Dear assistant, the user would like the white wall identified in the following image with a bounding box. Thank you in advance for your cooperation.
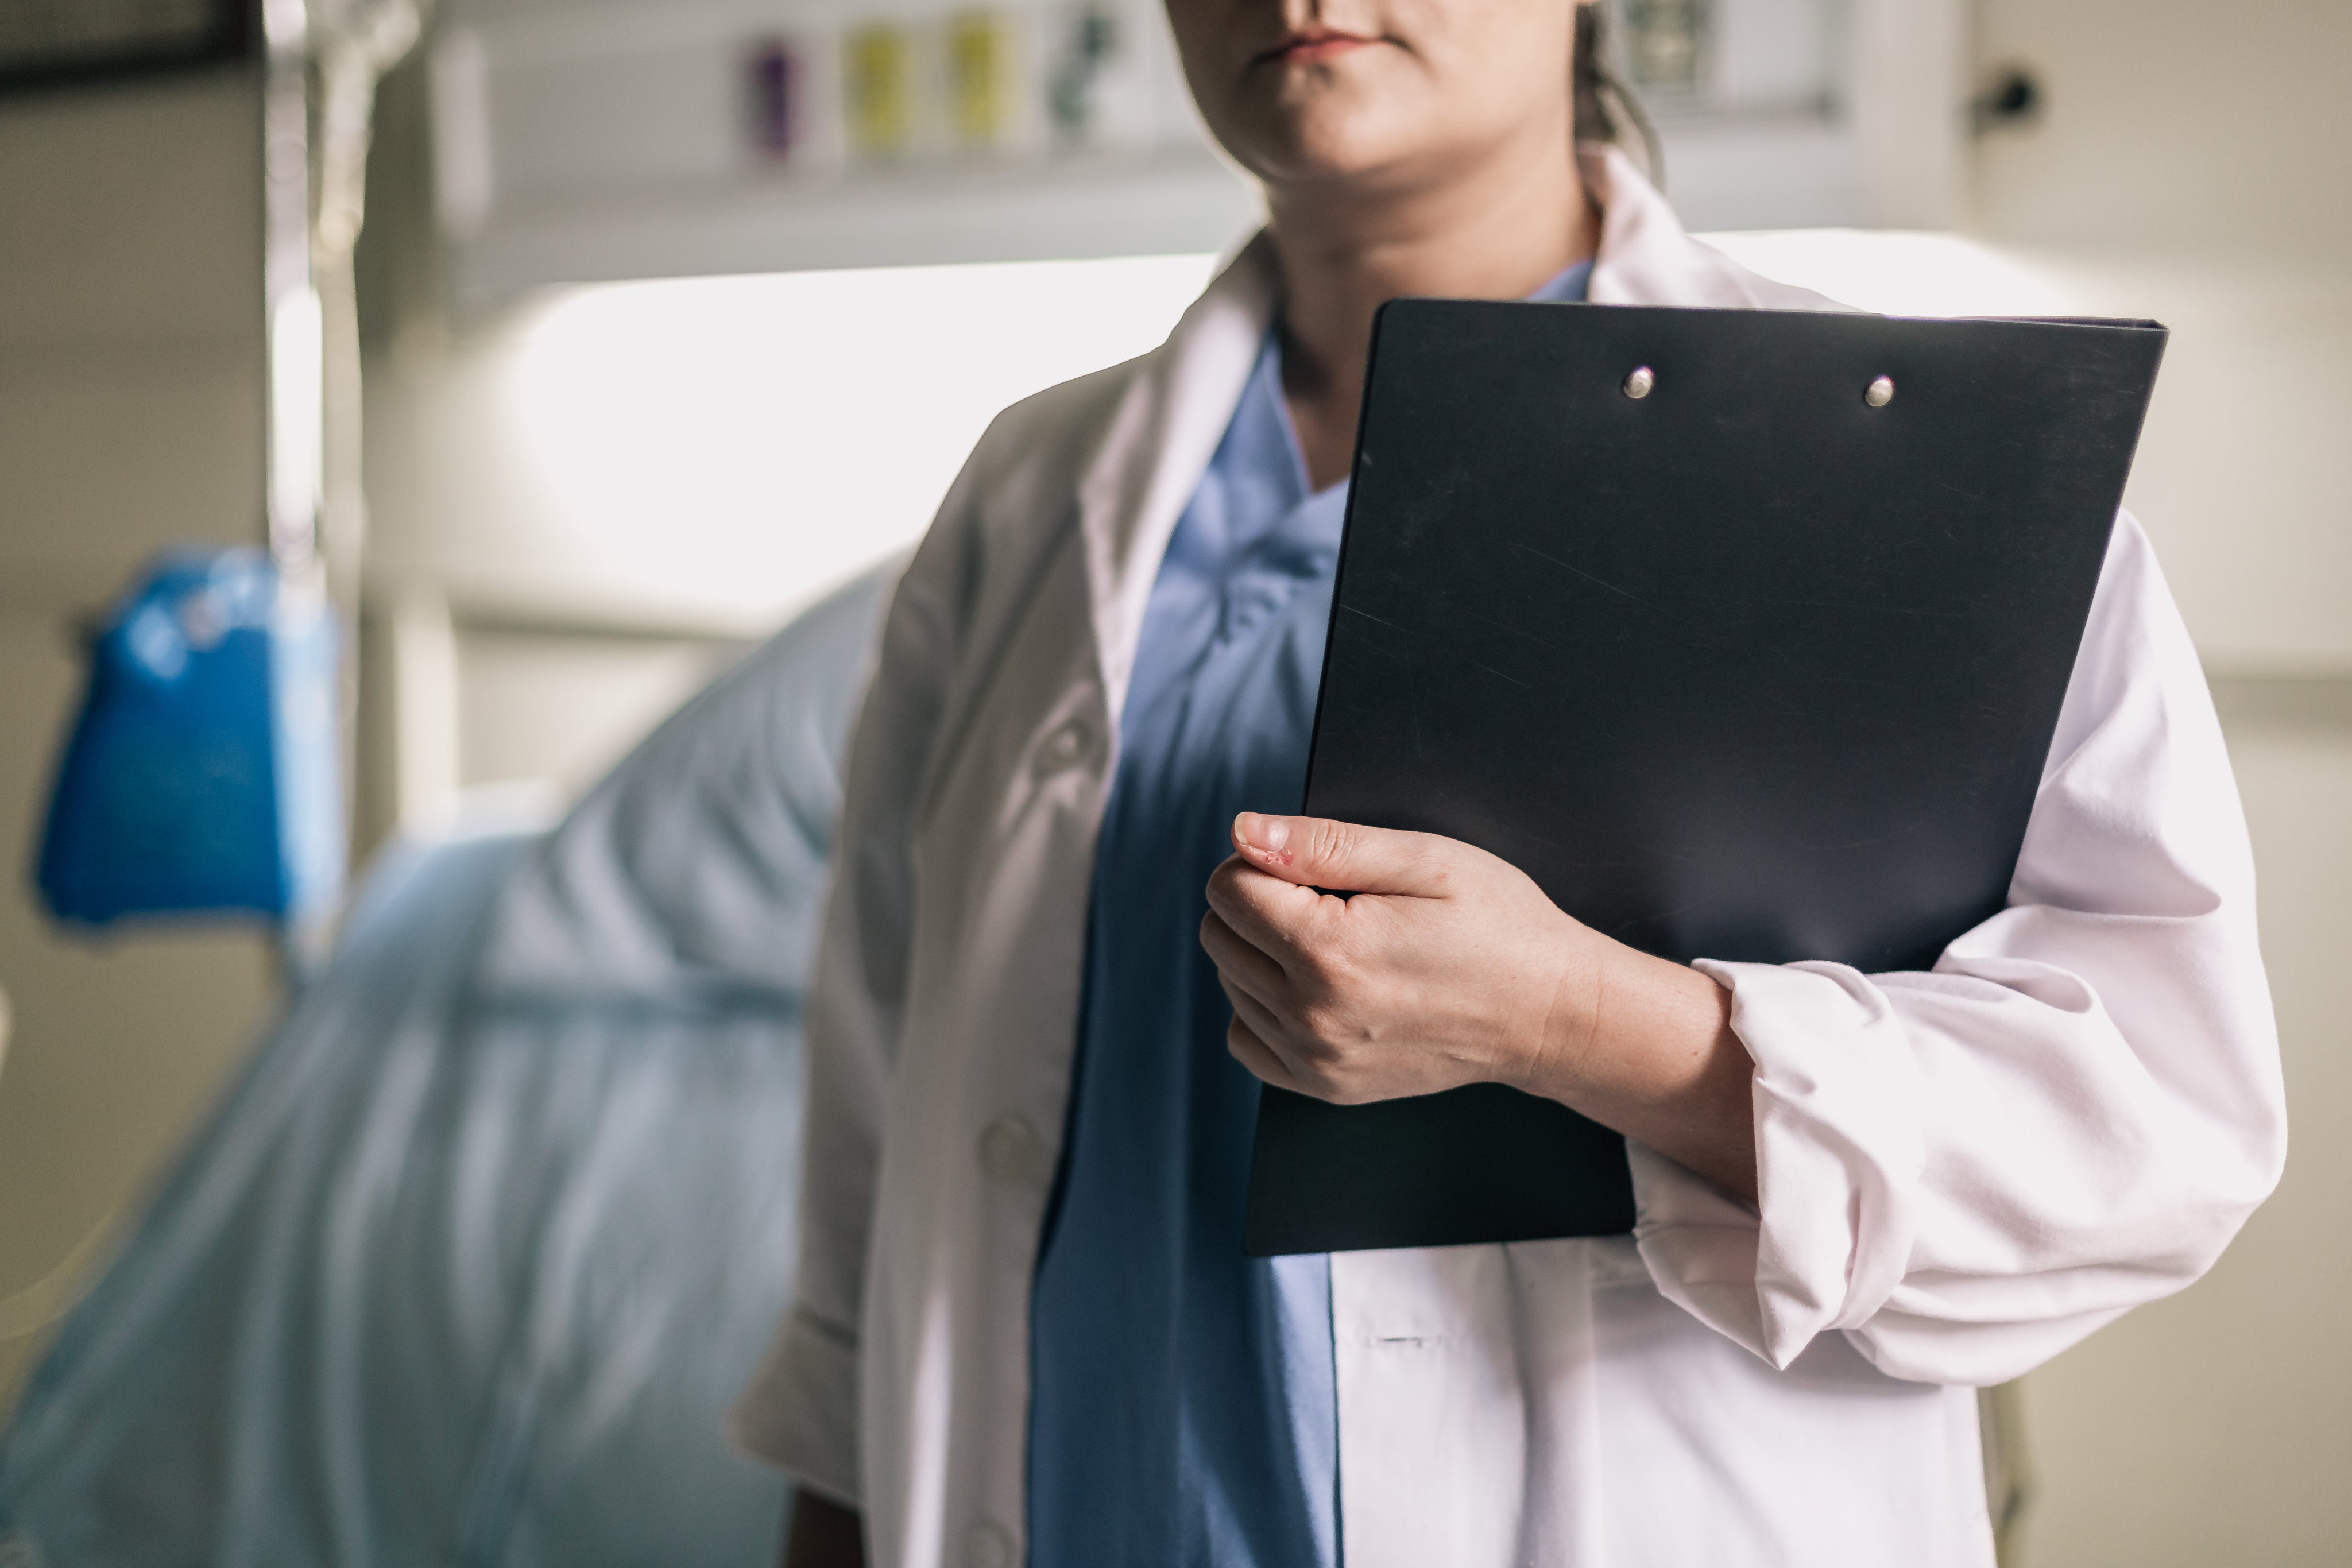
[1966,0,2352,675]
[0,73,277,1402]
[1972,0,2352,258]
[361,252,1221,636]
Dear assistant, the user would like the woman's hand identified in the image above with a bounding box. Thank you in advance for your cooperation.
[1200,812,1760,1203]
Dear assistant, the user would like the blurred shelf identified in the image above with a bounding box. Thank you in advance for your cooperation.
[447,146,1258,312]
[444,118,1882,313]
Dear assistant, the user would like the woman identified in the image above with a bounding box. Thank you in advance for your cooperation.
[736,3,2285,1565]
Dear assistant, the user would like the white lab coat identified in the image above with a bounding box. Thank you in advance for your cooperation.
[732,147,2286,1568]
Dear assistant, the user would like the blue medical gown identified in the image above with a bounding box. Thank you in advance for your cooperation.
[0,570,889,1567]
[1028,335,1348,1568]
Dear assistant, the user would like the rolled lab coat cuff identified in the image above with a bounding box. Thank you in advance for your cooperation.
[728,1303,864,1508]
[1633,959,1924,1371]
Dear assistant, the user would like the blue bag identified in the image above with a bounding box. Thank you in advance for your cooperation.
[35,549,343,927]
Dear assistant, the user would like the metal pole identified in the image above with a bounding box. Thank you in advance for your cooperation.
[261,0,321,580]
[259,0,423,969]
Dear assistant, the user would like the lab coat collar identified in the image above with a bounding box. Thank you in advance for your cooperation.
[1073,145,1827,724]
[1075,231,1278,722]
[1580,142,1821,308]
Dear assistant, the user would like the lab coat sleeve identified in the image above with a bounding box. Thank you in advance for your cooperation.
[1631,514,2287,1386]
[728,479,983,1503]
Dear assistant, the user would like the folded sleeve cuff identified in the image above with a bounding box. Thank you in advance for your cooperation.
[728,1303,864,1508]
[1633,959,1924,1370]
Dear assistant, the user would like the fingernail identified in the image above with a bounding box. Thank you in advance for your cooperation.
[1235,812,1291,857]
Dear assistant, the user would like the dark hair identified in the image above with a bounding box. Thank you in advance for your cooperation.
[1572,4,1664,185]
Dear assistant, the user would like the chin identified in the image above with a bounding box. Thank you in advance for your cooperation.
[1227,94,1431,189]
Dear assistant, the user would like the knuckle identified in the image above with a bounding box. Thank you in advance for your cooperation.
[1291,996,1338,1044]
[1302,944,1359,998]
[1288,1034,1338,1076]
[1294,928,1349,983]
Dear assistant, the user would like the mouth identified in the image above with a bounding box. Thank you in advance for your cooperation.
[1253,28,1380,67]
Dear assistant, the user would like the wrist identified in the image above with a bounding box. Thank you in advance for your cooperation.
[1504,914,1608,1102]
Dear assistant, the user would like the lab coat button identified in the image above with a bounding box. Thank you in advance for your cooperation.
[1036,717,1092,773]
[965,1520,1016,1568]
[977,1117,1041,1181]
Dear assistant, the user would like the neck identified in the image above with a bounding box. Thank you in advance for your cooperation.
[1266,124,1598,489]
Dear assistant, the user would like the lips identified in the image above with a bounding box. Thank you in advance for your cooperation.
[1257,29,1378,65]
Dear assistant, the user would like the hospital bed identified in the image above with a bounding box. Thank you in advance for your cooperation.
[0,568,887,1567]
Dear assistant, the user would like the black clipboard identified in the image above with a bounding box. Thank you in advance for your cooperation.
[1241,302,2165,1257]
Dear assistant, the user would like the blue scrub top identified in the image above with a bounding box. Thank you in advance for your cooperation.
[1028,261,1593,1568]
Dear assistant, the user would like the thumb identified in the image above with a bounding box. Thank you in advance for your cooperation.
[1231,813,1456,897]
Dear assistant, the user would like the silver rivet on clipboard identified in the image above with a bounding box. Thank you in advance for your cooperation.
[1865,375,1896,407]
[1623,366,1655,400]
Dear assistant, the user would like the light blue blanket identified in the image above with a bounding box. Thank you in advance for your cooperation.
[0,567,889,1567]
